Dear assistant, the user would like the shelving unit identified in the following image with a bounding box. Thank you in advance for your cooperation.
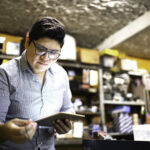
[0,54,17,59]
[0,54,102,130]
[99,68,147,135]
[103,100,145,106]
[58,60,100,70]
[0,54,147,138]
[76,111,100,115]
[58,59,101,127]
[55,138,82,150]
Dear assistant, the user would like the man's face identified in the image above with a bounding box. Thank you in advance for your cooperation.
[26,37,61,74]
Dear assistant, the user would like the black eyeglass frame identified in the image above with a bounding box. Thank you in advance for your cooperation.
[32,41,61,60]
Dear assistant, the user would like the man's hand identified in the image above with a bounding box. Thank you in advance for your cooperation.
[0,118,37,144]
[52,119,72,134]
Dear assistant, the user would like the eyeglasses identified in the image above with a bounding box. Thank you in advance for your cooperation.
[33,41,61,60]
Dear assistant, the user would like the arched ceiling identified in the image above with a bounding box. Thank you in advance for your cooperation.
[0,0,150,59]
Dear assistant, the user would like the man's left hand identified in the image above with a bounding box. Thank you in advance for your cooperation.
[52,119,72,134]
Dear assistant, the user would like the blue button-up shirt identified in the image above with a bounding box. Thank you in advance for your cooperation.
[0,51,74,150]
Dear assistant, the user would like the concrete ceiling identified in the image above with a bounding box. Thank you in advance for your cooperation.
[0,0,150,59]
[113,25,150,59]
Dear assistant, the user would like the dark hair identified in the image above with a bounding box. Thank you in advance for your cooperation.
[29,17,65,48]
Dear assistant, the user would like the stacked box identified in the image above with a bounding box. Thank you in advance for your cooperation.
[77,47,100,64]
[113,113,133,133]
[0,33,22,55]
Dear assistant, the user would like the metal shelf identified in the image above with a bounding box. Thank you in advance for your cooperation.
[109,132,133,137]
[58,60,100,70]
[55,138,82,145]
[128,71,143,76]
[0,54,18,59]
[0,54,100,70]
[76,111,100,115]
[103,100,145,106]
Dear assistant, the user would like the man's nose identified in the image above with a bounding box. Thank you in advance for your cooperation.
[41,52,49,60]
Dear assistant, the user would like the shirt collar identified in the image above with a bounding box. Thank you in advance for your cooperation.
[20,50,30,71]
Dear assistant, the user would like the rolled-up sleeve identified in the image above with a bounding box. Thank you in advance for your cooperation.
[0,68,10,122]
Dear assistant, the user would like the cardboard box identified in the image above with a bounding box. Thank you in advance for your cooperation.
[100,49,119,68]
[100,55,115,68]
[77,47,100,64]
[59,34,77,61]
[0,33,22,55]
[100,49,119,57]
[118,58,138,71]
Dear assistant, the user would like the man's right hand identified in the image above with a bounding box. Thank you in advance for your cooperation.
[0,118,37,144]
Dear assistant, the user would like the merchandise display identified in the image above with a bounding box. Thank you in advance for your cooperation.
[1,3,150,149]
[0,38,149,147]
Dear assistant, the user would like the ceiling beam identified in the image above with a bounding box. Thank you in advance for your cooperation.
[96,11,150,51]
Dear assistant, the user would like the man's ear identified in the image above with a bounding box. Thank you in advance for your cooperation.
[25,32,29,49]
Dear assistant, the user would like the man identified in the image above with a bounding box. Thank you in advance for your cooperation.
[0,17,74,150]
[0,118,37,143]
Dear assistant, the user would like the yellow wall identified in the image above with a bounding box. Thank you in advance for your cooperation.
[126,56,150,73]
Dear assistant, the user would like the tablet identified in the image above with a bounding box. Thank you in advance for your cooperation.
[36,112,85,126]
